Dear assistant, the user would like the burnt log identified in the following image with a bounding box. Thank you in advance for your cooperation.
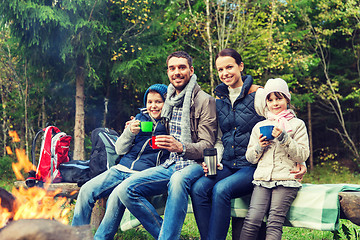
[0,187,16,213]
[0,219,92,240]
[13,181,80,198]
[339,192,360,226]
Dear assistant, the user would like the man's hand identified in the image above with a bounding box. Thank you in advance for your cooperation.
[291,163,307,182]
[155,135,183,153]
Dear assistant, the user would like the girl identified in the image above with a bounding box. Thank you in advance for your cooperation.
[240,78,310,240]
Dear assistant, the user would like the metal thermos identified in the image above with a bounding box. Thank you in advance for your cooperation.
[204,148,217,176]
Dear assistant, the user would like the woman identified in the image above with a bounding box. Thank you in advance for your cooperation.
[190,49,306,240]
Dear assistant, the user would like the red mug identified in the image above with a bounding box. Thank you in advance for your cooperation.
[149,136,159,149]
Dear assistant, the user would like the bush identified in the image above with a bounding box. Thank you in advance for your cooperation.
[0,155,17,191]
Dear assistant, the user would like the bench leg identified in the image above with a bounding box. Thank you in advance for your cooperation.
[232,217,266,240]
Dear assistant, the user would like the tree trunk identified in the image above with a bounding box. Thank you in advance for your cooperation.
[39,70,46,128]
[24,60,29,156]
[73,54,85,161]
[205,0,215,95]
[307,101,313,171]
[1,85,6,156]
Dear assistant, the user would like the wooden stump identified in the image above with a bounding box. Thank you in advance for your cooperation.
[90,198,107,229]
[339,192,360,226]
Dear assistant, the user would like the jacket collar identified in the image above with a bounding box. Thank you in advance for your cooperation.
[214,75,254,100]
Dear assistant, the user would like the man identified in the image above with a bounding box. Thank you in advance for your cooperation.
[117,51,218,239]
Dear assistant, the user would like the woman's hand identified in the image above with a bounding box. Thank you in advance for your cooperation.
[202,162,208,175]
[202,162,221,177]
[291,163,307,182]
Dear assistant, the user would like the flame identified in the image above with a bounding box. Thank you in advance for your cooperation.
[11,186,70,224]
[11,149,36,181]
[8,131,20,142]
[6,146,13,155]
[0,131,73,228]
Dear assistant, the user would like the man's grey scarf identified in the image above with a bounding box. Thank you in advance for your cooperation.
[161,74,197,143]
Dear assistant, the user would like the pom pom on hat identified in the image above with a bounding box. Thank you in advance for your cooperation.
[263,78,291,101]
[143,84,168,106]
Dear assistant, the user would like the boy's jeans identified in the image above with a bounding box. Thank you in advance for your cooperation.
[71,167,132,240]
[118,163,204,240]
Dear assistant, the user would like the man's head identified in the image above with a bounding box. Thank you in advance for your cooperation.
[166,51,194,94]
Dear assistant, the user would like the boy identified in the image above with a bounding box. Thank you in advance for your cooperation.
[72,84,169,240]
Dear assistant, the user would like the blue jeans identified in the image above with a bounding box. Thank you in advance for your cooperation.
[71,167,132,240]
[190,165,255,240]
[118,163,204,239]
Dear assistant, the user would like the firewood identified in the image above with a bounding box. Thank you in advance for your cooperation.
[0,219,92,240]
[339,192,360,226]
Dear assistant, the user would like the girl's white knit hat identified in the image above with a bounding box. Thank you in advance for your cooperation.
[263,78,291,100]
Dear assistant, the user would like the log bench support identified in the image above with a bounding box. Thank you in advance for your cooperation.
[14,181,360,238]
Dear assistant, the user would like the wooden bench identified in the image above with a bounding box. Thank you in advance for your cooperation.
[232,191,360,239]
[14,181,360,239]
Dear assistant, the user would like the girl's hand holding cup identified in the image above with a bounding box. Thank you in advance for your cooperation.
[259,134,271,148]
[272,126,282,138]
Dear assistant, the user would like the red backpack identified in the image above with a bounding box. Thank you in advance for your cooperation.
[28,126,72,184]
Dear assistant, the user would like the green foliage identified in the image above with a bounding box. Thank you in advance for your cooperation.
[0,0,360,166]
[0,156,16,181]
[303,162,360,185]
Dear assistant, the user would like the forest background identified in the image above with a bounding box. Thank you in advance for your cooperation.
[0,0,359,173]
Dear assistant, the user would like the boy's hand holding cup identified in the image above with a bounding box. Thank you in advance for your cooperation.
[129,120,141,135]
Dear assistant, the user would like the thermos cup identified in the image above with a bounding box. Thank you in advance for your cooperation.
[204,148,218,176]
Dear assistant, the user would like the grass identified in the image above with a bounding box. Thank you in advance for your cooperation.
[2,160,360,239]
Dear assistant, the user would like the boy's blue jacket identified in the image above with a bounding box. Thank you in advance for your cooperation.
[116,109,169,171]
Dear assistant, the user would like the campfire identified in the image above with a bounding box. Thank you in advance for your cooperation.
[0,131,91,240]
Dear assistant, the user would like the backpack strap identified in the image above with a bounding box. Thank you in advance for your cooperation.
[31,129,45,166]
